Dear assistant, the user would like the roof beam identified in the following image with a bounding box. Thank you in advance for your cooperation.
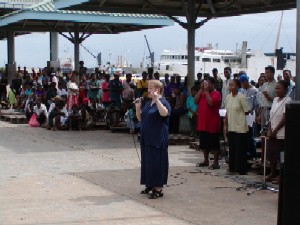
[99,0,106,7]
[207,0,216,15]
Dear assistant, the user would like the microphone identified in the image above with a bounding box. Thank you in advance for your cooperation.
[132,97,144,104]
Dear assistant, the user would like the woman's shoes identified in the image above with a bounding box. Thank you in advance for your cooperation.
[148,189,164,199]
[140,187,152,194]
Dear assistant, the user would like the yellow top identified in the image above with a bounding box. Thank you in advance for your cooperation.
[137,79,148,98]
[225,93,249,133]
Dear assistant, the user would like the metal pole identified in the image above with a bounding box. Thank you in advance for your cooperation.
[50,32,59,61]
[295,0,300,100]
[7,31,15,64]
[187,27,195,91]
[187,0,196,93]
[74,23,80,73]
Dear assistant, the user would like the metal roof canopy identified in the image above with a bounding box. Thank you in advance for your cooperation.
[55,0,298,100]
[0,0,44,16]
[0,1,173,38]
[0,0,173,71]
[55,0,295,17]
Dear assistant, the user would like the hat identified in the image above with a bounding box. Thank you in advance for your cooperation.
[212,68,218,71]
[52,95,61,101]
[238,74,249,83]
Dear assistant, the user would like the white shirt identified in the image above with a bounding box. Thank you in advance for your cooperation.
[52,76,58,89]
[57,88,67,96]
[33,104,47,117]
[270,97,292,139]
[67,81,79,96]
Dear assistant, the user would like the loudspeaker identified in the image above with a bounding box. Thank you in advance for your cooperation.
[277,101,300,225]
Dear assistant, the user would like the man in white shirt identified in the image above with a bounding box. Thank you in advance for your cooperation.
[33,99,48,126]
[221,67,232,109]
[283,69,295,100]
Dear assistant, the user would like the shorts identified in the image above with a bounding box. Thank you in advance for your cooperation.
[199,131,220,151]
[267,138,284,163]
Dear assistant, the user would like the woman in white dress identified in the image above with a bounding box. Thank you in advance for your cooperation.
[66,75,79,110]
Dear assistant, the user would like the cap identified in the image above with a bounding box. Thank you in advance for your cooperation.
[212,68,218,71]
[238,74,249,83]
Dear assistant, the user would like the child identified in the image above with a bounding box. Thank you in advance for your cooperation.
[67,105,83,131]
[80,104,93,129]
[7,85,17,109]
[186,86,198,137]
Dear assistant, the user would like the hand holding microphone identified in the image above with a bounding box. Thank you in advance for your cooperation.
[133,97,143,107]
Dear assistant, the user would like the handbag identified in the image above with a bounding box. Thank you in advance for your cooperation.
[28,114,40,127]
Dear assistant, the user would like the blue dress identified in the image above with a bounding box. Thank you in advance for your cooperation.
[140,97,171,187]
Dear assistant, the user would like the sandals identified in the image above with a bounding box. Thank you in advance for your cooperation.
[208,164,220,170]
[140,187,152,194]
[196,162,209,167]
[148,189,164,199]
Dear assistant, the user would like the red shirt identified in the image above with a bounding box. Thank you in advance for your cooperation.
[101,81,110,102]
[196,91,221,133]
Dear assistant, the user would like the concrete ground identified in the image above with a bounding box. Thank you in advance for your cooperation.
[0,121,278,225]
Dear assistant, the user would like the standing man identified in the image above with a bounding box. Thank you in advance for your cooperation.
[282,69,295,100]
[122,73,136,113]
[258,66,276,163]
[221,67,232,109]
[239,74,260,159]
[194,77,222,169]
[136,71,148,98]
[212,68,223,94]
[109,72,123,126]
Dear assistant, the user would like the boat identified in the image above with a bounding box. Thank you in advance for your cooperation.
[155,41,296,81]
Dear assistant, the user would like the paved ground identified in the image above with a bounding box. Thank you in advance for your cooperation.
[0,121,278,225]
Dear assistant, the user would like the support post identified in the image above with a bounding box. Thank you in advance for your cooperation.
[295,0,300,100]
[74,23,80,73]
[48,32,60,69]
[186,0,196,93]
[6,31,16,82]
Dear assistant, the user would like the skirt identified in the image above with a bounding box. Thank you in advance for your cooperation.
[199,131,220,151]
[228,132,248,174]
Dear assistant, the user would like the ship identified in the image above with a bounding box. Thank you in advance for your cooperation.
[155,41,296,81]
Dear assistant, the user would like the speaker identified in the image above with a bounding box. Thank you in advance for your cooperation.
[277,101,300,225]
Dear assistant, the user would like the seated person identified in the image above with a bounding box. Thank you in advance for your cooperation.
[47,101,66,131]
[25,100,34,121]
[57,82,67,99]
[80,104,93,129]
[67,105,83,131]
[33,98,47,126]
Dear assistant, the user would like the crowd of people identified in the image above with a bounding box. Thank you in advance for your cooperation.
[194,66,294,183]
[0,64,295,189]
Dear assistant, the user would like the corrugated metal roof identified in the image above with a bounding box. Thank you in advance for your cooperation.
[0,0,170,20]
[28,0,169,19]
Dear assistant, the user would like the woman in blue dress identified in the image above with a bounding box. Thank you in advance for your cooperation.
[135,80,171,199]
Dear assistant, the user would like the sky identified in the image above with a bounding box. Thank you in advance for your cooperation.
[0,9,296,69]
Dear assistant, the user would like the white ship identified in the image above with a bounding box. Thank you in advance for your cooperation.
[155,42,296,81]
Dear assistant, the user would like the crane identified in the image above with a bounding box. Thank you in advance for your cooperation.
[144,35,154,68]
